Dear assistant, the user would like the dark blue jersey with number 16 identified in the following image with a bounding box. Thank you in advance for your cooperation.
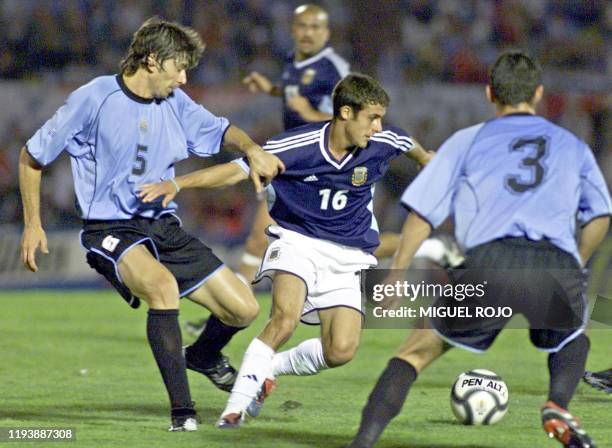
[236,121,415,253]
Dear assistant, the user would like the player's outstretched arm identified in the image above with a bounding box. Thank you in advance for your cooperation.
[19,147,49,272]
[139,163,248,207]
[222,125,285,193]
[286,94,332,122]
[390,212,433,270]
[242,71,281,96]
[579,216,610,266]
[406,139,434,168]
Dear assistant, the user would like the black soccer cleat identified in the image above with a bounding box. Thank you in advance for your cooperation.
[541,401,596,448]
[185,349,237,392]
[582,369,612,394]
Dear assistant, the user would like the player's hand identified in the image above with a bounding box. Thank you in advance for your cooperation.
[244,146,286,194]
[21,225,49,272]
[378,270,406,310]
[286,95,312,114]
[242,71,274,95]
[138,180,178,208]
[408,139,434,169]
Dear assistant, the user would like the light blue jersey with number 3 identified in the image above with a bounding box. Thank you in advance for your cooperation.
[26,75,229,220]
[402,113,612,263]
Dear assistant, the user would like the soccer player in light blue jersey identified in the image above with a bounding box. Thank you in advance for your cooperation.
[19,17,284,432]
[139,73,433,427]
[348,51,611,448]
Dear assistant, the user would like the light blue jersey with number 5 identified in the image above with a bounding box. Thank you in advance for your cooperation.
[402,113,612,263]
[26,75,229,220]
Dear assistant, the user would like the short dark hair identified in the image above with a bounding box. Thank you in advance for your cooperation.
[332,73,390,117]
[120,17,205,75]
[489,50,542,106]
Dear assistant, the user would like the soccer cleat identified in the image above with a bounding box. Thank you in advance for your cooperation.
[216,412,244,429]
[184,318,208,338]
[582,369,612,394]
[541,401,596,448]
[185,349,237,392]
[168,416,198,432]
[246,378,277,417]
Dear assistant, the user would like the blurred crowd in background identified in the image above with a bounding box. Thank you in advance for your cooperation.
[0,0,609,246]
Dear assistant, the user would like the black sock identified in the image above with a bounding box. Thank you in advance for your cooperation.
[186,315,243,367]
[349,358,418,448]
[147,309,193,412]
[548,334,589,409]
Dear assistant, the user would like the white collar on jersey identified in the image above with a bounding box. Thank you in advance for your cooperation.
[318,122,355,170]
[294,47,334,69]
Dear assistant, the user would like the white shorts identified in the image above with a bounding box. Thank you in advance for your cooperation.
[254,225,378,324]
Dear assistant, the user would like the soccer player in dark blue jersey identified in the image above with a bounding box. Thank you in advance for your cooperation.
[19,17,284,432]
[230,3,352,288]
[348,51,611,448]
[139,73,433,427]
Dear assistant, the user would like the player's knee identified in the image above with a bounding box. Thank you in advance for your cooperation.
[142,274,180,309]
[324,340,358,367]
[229,299,260,327]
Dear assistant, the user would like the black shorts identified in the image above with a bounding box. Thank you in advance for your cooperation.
[430,238,587,352]
[80,214,223,304]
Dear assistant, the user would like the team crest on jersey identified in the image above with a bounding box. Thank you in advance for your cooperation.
[352,167,368,186]
[301,68,316,85]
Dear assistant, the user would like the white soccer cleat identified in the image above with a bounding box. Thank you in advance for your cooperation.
[168,416,198,432]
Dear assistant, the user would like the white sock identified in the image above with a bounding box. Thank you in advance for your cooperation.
[222,338,274,416]
[272,338,328,377]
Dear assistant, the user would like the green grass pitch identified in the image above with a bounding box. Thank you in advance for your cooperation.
[1,290,610,448]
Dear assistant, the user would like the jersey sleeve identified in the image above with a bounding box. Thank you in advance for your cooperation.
[371,126,415,159]
[577,145,612,225]
[26,85,96,166]
[400,126,478,227]
[177,89,230,158]
[317,53,350,114]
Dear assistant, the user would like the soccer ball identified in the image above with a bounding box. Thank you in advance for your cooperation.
[450,369,508,425]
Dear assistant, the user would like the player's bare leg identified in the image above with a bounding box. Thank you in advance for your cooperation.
[118,245,196,431]
[349,326,449,448]
[238,200,275,283]
[218,272,306,427]
[182,267,259,392]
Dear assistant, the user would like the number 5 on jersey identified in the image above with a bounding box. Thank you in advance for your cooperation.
[132,144,148,175]
[319,188,348,210]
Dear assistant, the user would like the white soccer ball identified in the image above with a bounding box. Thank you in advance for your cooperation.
[450,369,509,425]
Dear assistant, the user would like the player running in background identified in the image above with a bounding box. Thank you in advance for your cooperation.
[19,17,284,432]
[239,3,350,282]
[138,73,433,428]
[347,51,611,448]
[185,3,350,338]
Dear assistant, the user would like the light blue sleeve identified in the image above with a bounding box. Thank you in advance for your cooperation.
[577,145,612,225]
[177,89,230,158]
[400,125,481,227]
[26,85,95,166]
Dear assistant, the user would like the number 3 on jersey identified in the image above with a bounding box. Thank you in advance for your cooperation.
[505,136,549,193]
[319,188,348,210]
